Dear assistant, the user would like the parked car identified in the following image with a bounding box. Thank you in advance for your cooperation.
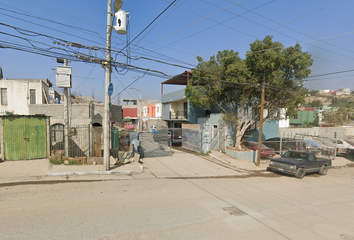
[320,139,353,156]
[303,140,335,155]
[153,128,182,145]
[244,141,275,158]
[263,138,305,152]
[168,128,182,145]
[267,151,332,179]
[343,140,354,156]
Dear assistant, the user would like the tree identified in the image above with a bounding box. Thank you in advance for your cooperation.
[185,36,313,149]
[304,99,323,107]
[322,107,354,125]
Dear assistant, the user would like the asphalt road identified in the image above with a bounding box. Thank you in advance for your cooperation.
[1,167,354,240]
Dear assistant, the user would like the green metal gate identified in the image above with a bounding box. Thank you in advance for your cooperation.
[3,116,47,160]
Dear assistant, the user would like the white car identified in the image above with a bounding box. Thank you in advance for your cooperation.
[322,139,354,156]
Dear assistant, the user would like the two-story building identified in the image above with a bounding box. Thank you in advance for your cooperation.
[160,71,206,128]
[0,78,53,115]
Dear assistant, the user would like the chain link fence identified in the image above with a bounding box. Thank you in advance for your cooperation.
[138,131,171,158]
[182,129,202,152]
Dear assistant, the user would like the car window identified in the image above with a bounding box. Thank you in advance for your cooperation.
[308,154,315,162]
[283,152,307,161]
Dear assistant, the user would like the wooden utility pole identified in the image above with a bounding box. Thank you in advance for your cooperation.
[256,79,265,167]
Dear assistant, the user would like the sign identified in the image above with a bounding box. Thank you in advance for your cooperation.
[108,82,114,96]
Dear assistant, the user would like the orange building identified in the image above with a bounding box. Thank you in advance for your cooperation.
[146,104,156,117]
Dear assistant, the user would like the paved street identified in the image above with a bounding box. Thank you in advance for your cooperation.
[1,163,354,240]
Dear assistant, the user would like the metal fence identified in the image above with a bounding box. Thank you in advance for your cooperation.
[182,129,202,152]
[264,135,336,160]
[138,131,171,158]
[50,125,119,158]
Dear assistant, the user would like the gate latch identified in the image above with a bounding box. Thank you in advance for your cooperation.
[24,137,30,141]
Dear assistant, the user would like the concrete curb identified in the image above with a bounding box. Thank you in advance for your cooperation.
[47,163,144,176]
[208,153,267,172]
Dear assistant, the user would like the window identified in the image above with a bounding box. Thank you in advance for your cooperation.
[30,89,36,104]
[294,115,298,119]
[148,108,149,113]
[1,88,7,105]
[212,125,218,139]
[144,108,146,113]
[157,107,159,113]
[308,154,315,162]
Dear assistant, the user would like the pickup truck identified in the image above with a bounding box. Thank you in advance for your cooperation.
[267,151,332,179]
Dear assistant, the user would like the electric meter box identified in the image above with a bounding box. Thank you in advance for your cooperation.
[56,66,72,88]
[114,9,129,34]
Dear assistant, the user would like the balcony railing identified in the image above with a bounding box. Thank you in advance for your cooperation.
[169,110,188,120]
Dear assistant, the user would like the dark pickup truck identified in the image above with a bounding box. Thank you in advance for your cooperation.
[267,151,332,179]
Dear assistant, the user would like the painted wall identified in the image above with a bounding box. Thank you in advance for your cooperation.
[0,79,50,115]
[198,112,279,145]
[146,104,156,117]
[155,103,162,118]
[161,89,185,103]
[162,102,170,120]
[123,108,137,119]
[290,111,317,127]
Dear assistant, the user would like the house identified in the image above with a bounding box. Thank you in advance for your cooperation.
[161,71,206,128]
[0,78,53,115]
[289,107,318,128]
[141,102,166,131]
[0,78,123,160]
[336,88,350,96]
[161,71,279,149]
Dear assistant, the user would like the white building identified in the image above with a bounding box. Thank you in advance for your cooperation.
[278,108,290,128]
[0,79,53,115]
[336,88,350,96]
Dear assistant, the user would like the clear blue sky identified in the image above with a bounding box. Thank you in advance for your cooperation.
[0,0,353,102]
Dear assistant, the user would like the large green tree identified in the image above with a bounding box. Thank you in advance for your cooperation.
[185,36,313,149]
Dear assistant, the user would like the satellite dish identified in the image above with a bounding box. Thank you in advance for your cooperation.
[114,0,123,12]
[263,109,268,119]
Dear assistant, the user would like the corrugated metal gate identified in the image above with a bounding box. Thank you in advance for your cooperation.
[139,131,171,158]
[3,116,47,160]
[182,129,202,152]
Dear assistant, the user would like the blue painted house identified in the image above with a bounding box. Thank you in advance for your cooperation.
[161,71,279,146]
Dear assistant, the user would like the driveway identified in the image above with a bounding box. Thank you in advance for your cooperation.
[141,148,249,178]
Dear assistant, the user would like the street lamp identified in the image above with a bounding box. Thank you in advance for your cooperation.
[129,87,141,130]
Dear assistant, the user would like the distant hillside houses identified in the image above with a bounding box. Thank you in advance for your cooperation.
[318,88,350,96]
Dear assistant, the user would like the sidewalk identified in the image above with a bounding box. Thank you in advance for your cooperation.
[209,149,354,170]
[0,157,143,184]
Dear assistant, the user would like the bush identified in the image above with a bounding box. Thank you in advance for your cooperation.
[50,158,64,165]
[50,158,82,165]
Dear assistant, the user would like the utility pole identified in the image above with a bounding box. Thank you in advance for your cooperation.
[104,0,113,171]
[256,78,265,167]
[64,59,69,157]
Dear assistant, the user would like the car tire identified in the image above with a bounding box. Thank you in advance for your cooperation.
[319,165,328,175]
[295,167,306,179]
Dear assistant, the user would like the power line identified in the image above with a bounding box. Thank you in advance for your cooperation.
[143,0,244,48]
[200,0,343,59]
[153,0,275,51]
[119,0,179,53]
[199,0,354,65]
